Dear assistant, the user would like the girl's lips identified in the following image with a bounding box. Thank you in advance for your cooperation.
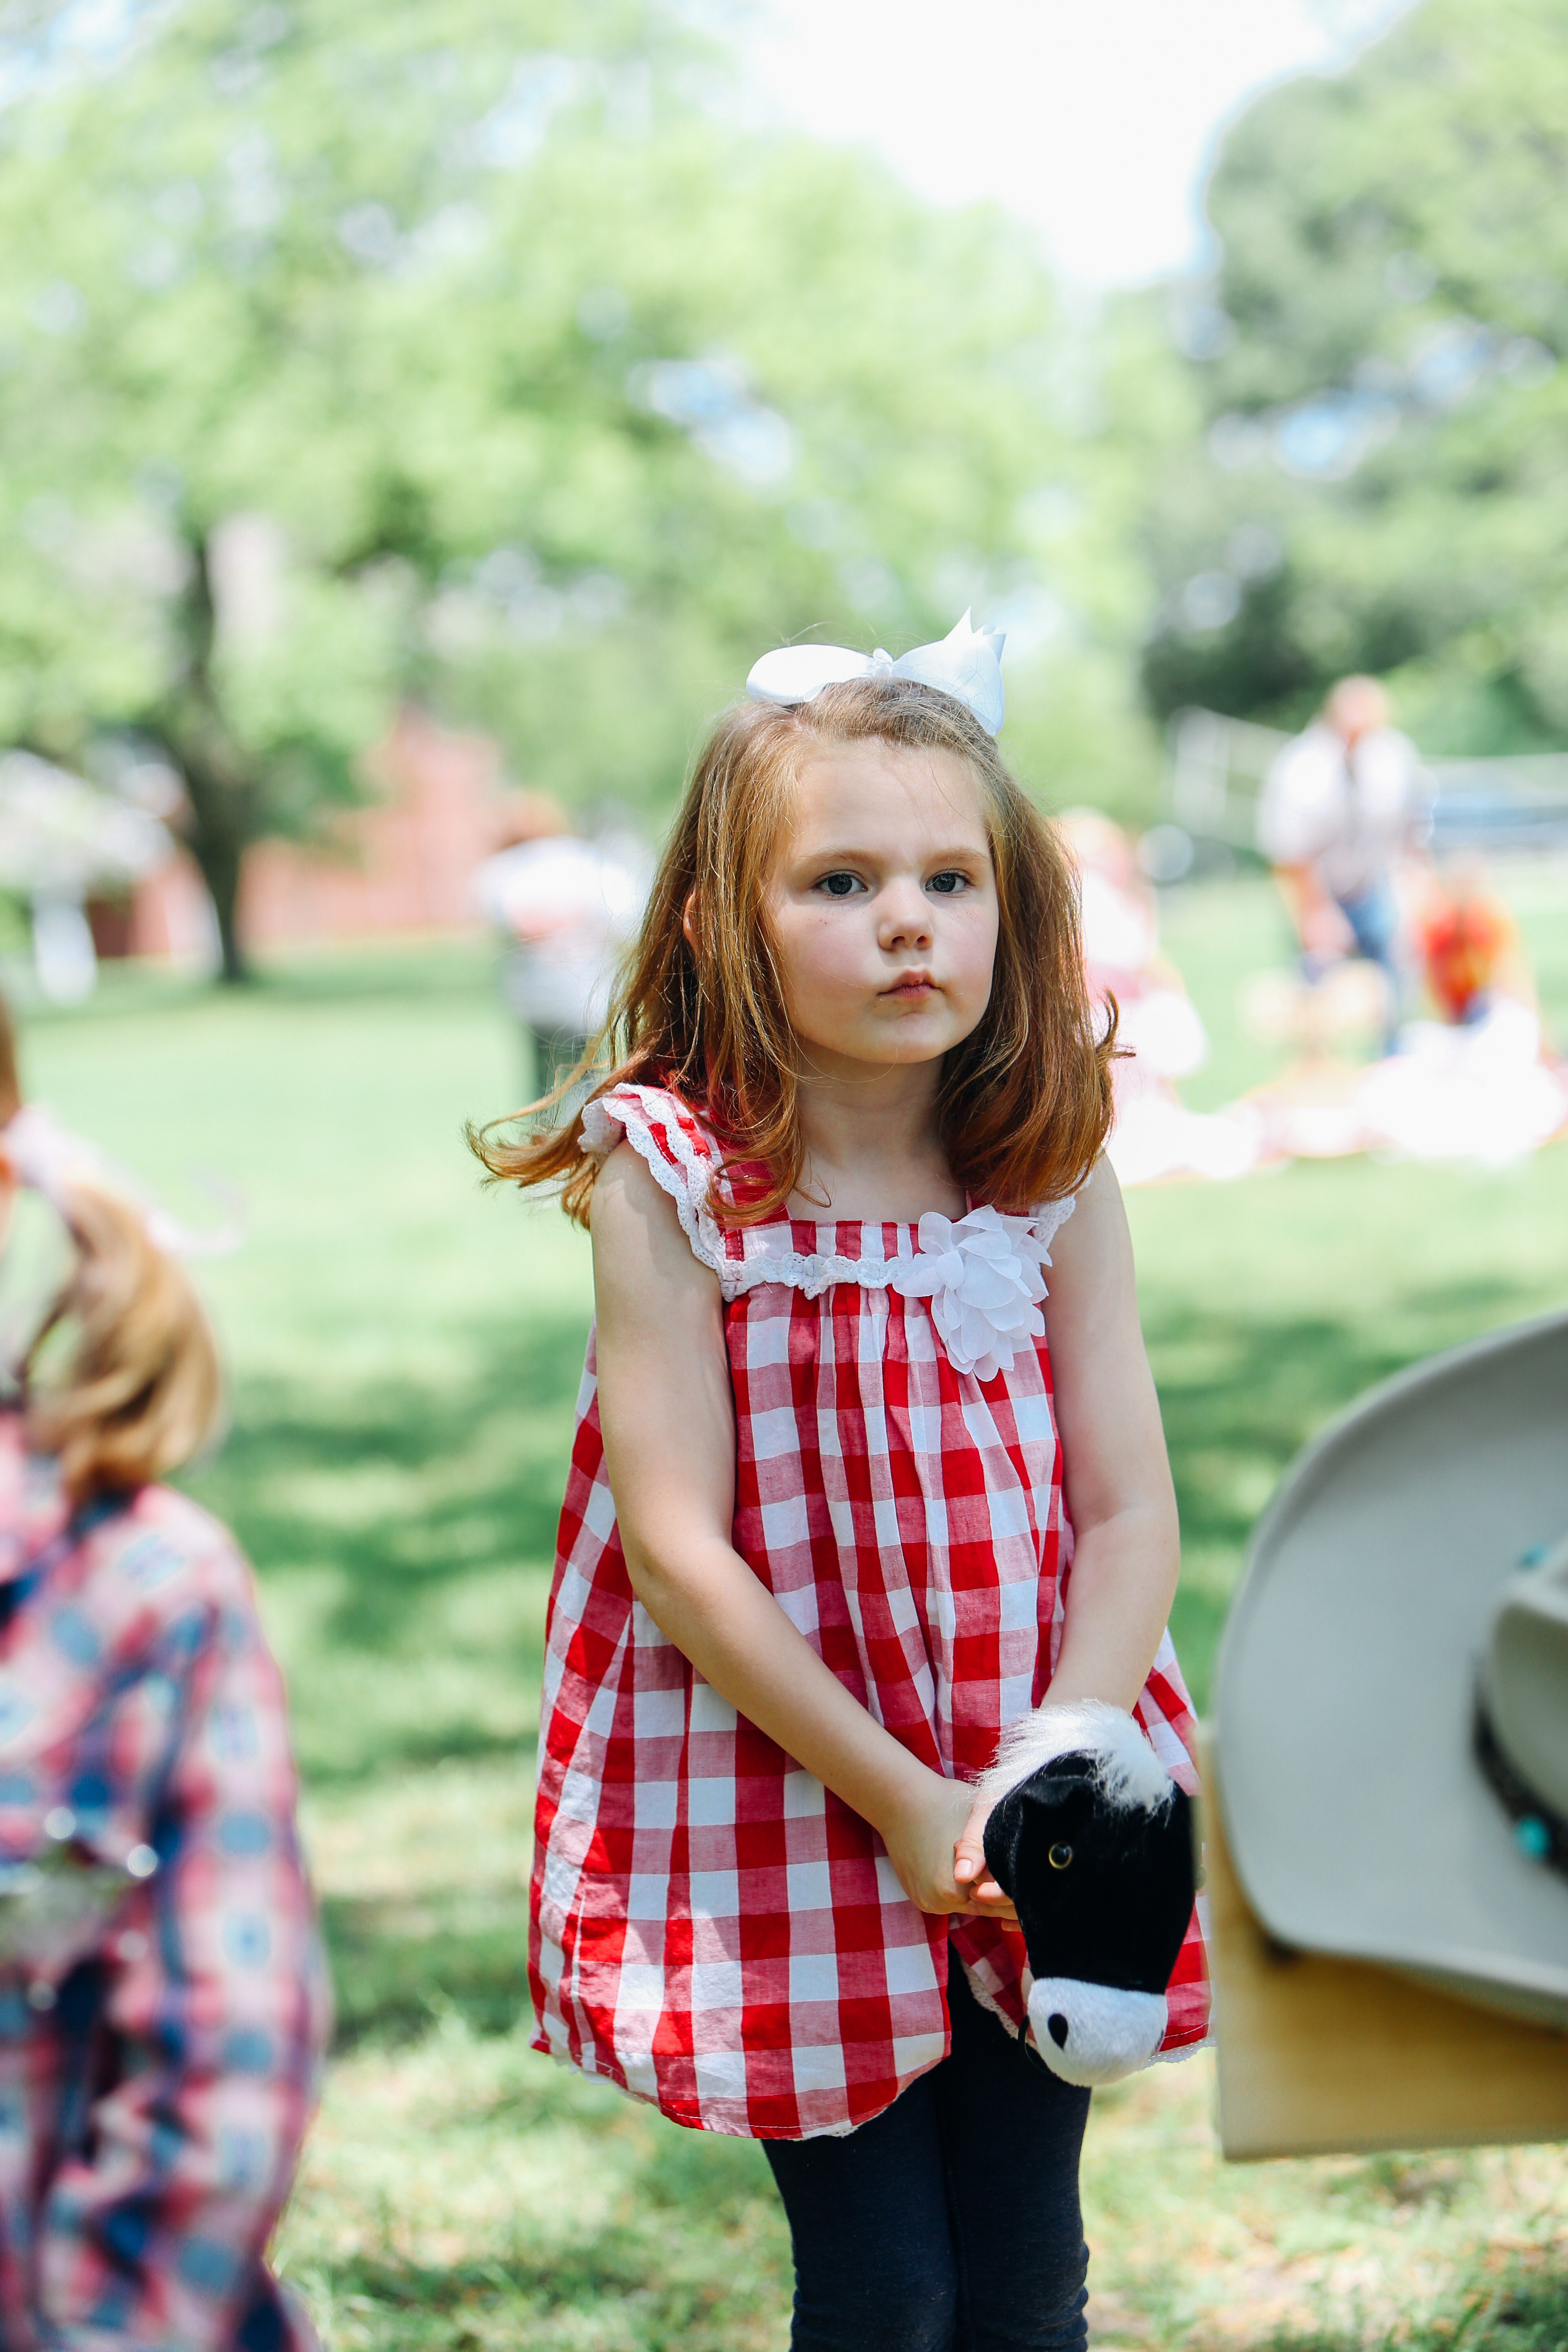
[884,974,936,999]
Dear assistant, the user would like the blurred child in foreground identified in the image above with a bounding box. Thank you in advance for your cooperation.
[0,1000,328,2348]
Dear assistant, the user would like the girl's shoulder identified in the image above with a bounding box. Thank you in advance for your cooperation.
[581,1080,750,1281]
[581,1078,723,1189]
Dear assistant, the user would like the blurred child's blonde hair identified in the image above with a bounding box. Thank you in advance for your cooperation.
[0,1002,222,1499]
[472,676,1115,1224]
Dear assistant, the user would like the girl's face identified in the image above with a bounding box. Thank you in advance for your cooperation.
[766,738,1000,1076]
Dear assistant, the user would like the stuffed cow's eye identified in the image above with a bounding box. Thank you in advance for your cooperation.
[1047,1843,1074,1870]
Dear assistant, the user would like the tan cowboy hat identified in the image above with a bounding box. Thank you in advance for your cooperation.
[1215,1305,1568,2028]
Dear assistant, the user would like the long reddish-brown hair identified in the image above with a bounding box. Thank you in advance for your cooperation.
[471,676,1116,1223]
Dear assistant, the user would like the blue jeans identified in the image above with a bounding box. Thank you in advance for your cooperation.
[1300,876,1406,1045]
[763,1951,1092,2352]
[1336,877,1400,976]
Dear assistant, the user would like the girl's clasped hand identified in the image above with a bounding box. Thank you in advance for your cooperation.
[476,619,1208,2352]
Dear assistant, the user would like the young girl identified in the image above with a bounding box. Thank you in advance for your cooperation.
[477,623,1206,2352]
[0,1004,328,2349]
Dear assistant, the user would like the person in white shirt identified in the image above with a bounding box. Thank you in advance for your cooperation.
[473,830,649,1095]
[1257,677,1431,1040]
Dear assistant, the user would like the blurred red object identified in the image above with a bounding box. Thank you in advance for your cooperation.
[1416,883,1519,1023]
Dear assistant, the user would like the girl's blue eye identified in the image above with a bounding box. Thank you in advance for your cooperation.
[816,873,860,898]
[927,871,969,895]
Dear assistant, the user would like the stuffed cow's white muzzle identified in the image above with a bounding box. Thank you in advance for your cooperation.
[1027,1978,1168,2087]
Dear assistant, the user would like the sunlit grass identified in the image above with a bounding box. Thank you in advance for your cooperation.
[20,886,1568,2350]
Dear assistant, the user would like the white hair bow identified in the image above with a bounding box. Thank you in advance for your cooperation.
[746,610,1007,736]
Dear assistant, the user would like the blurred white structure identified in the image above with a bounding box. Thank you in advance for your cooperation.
[0,753,176,1002]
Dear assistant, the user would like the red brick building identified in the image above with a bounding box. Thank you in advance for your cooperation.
[129,708,558,962]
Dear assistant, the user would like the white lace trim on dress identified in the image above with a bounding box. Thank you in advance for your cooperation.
[579,1085,731,1278]
[581,1085,1076,1380]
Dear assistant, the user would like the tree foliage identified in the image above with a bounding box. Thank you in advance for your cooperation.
[1138,0,1568,754]
[0,0,1169,976]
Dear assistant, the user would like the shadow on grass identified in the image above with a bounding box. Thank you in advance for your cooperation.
[21,969,481,1036]
[184,1301,588,1788]
[179,1303,590,2044]
[27,941,502,1027]
[1151,1277,1537,1715]
[298,2089,786,2352]
[323,1889,535,2049]
[212,1365,566,1664]
[310,2225,785,2352]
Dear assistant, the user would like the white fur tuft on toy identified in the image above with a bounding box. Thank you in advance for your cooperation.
[979,1697,1175,1814]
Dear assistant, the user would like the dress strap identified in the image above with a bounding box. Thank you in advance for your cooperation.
[579,1083,730,1279]
[1029,1192,1077,1257]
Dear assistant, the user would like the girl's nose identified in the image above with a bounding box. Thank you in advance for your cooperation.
[879,886,933,952]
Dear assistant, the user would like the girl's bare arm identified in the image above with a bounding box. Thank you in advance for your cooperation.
[590,1140,1010,1918]
[1038,1153,1180,1708]
[950,1153,1179,1889]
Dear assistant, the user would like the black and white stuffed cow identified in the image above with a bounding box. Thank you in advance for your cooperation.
[980,1699,1196,2087]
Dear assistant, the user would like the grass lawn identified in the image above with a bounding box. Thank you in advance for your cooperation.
[18,871,1568,2351]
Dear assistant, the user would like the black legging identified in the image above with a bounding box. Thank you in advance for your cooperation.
[763,1951,1092,2351]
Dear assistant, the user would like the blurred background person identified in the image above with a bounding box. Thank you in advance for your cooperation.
[1060,808,1257,1184]
[474,824,650,1096]
[1257,677,1432,1045]
[1352,854,1567,1167]
[1063,806,1209,1089]
[1415,860,1536,1028]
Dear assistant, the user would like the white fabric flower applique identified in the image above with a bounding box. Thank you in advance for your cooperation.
[889,1205,1063,1381]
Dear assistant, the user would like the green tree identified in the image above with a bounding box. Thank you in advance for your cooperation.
[1136,0,1568,753]
[0,2,704,976]
[0,0,1171,978]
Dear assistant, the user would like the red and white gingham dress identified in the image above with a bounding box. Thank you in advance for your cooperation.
[530,1082,1208,2139]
